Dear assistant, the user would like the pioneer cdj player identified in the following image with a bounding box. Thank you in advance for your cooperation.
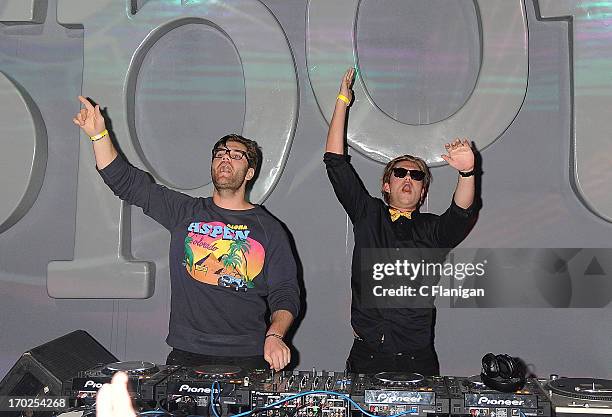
[62,361,180,404]
[351,372,450,416]
[162,364,253,415]
[446,375,551,417]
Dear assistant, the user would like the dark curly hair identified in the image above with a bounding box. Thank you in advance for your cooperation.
[212,134,260,171]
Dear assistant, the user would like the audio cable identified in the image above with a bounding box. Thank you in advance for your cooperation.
[210,381,418,417]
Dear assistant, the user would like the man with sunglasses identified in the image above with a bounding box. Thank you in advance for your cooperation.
[324,70,476,375]
[73,96,299,371]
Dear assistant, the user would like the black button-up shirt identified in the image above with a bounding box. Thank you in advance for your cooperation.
[324,152,476,354]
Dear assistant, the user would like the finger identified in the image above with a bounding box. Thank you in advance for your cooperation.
[111,372,135,416]
[277,347,286,370]
[73,118,82,126]
[94,104,103,119]
[78,95,94,111]
[283,347,291,369]
[277,352,285,371]
[273,351,283,371]
[80,108,88,120]
[282,346,290,367]
[96,383,113,417]
[441,154,451,162]
[270,351,278,371]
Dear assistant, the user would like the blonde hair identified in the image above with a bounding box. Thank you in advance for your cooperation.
[381,155,431,205]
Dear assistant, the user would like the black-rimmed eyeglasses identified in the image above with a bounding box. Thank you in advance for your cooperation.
[212,147,248,161]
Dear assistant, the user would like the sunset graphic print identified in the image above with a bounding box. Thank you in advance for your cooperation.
[183,221,265,291]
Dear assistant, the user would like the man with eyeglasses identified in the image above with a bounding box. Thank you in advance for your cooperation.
[324,69,476,375]
[73,96,299,371]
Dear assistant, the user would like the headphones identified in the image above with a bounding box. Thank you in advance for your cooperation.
[480,353,527,393]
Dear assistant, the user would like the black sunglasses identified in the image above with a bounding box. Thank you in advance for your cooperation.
[392,167,425,181]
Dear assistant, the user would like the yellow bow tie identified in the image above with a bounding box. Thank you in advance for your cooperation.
[389,208,413,222]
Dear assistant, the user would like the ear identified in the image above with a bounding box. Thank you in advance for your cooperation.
[382,182,390,194]
[246,167,255,181]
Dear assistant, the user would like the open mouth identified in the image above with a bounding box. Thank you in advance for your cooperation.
[401,183,412,193]
[218,163,233,175]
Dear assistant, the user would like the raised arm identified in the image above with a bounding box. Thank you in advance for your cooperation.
[73,96,196,230]
[324,68,372,222]
[441,138,476,209]
[325,68,354,155]
[73,96,117,169]
[432,139,476,247]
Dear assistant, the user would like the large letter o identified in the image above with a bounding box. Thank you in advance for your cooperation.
[307,0,528,164]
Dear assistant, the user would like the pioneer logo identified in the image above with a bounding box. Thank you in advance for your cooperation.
[84,380,104,389]
[365,390,434,405]
[376,393,423,403]
[477,397,524,406]
[178,384,211,394]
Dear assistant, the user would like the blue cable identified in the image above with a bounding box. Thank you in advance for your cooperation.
[211,381,222,417]
[209,381,416,417]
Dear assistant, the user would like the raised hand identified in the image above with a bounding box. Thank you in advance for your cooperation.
[441,138,475,173]
[73,96,106,137]
[338,67,355,105]
[74,96,117,168]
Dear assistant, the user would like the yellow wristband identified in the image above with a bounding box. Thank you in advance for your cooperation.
[337,94,350,106]
[90,129,108,142]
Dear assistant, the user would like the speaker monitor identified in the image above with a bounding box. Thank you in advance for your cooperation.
[0,330,118,396]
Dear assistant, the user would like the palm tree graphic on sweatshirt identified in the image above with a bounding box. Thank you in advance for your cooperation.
[227,238,253,287]
[183,222,262,289]
[184,236,194,271]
